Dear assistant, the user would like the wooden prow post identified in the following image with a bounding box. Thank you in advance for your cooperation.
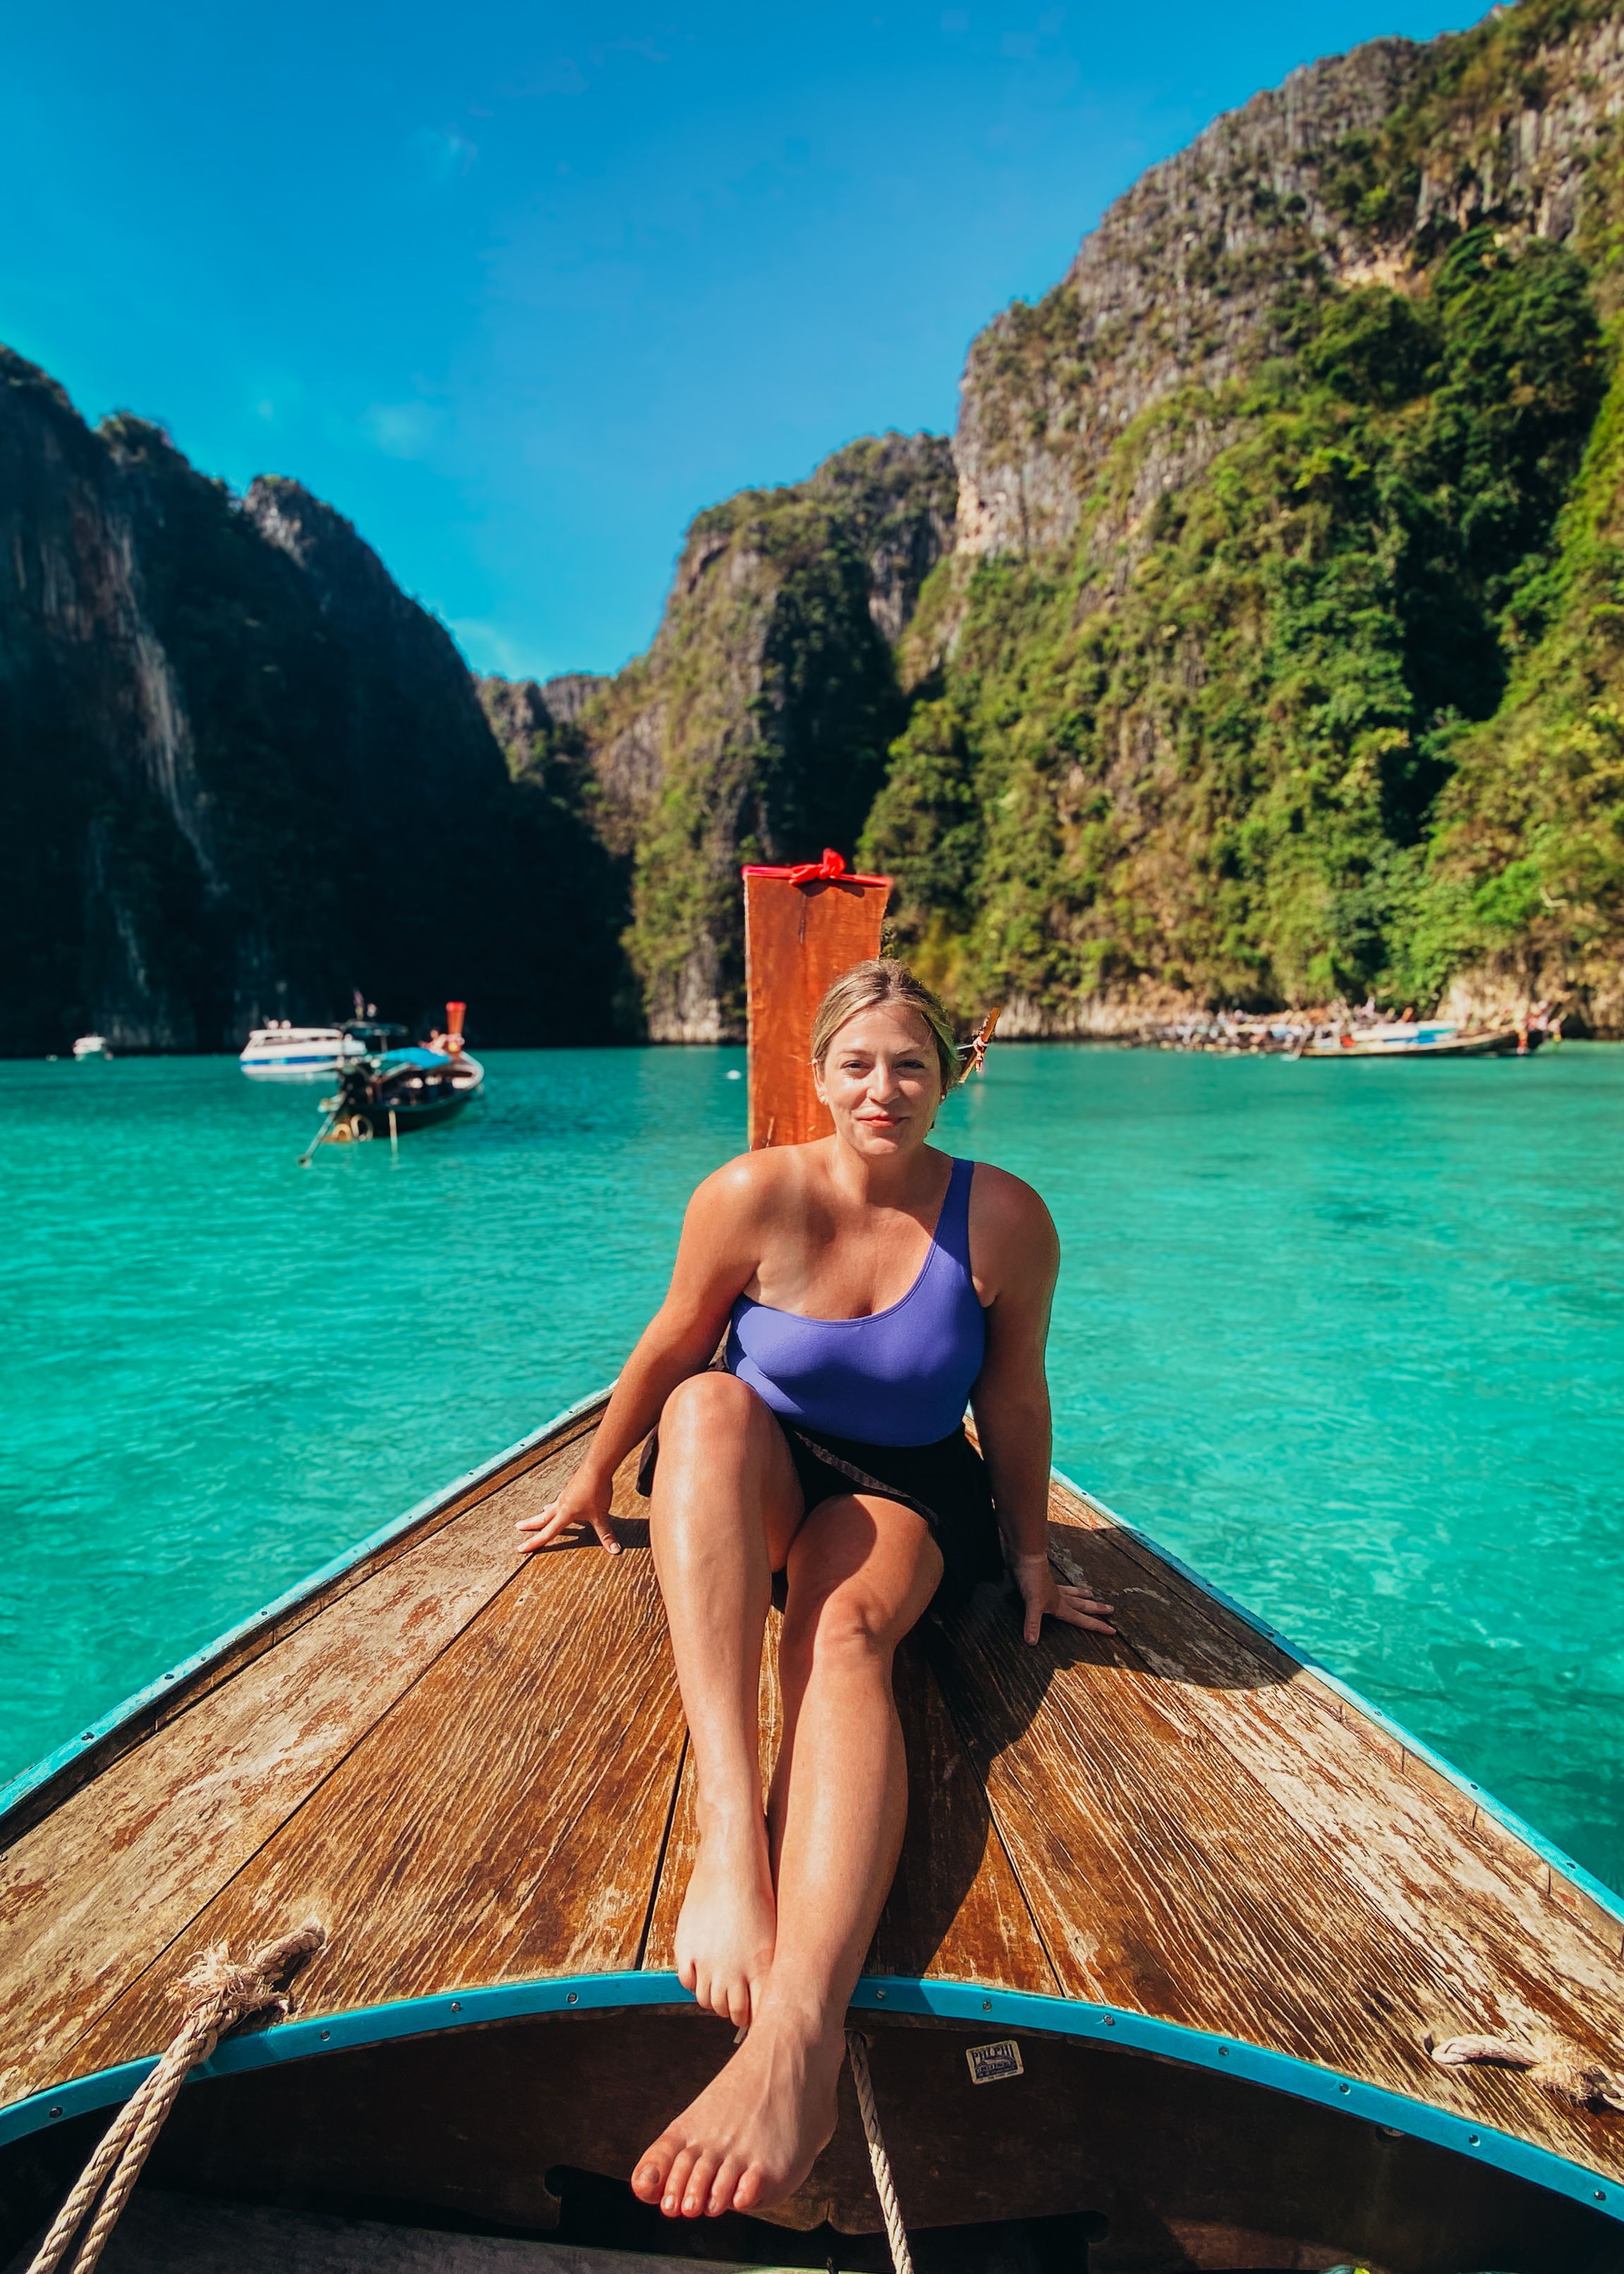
[742,850,892,1149]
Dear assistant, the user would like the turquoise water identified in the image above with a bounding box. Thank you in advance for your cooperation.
[3,1045,1622,1895]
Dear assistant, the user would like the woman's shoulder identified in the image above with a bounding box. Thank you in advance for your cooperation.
[962,1156,1052,1223]
[688,1142,816,1218]
[963,1159,1059,1277]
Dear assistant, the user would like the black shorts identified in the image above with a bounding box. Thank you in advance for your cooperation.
[636,1403,1004,1604]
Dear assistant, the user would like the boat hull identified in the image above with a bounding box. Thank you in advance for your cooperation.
[241,1031,367,1078]
[241,1060,349,1081]
[1302,1027,1537,1060]
[333,1086,478,1138]
[320,1053,485,1141]
[6,1997,1620,2273]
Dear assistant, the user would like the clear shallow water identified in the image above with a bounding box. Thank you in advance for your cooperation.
[3,1044,1622,1894]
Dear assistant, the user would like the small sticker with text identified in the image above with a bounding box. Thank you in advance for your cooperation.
[965,2038,1024,2084]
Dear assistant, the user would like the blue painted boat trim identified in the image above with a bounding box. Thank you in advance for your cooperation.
[5,1398,1619,2227]
[1050,1466,1624,1934]
[0,1971,1618,2225]
[0,1385,615,1827]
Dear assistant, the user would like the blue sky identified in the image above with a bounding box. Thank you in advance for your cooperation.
[4,1,1477,681]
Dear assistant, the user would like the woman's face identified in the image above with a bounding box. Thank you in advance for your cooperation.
[816,1003,945,1161]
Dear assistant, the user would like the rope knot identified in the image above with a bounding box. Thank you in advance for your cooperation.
[178,1918,325,2035]
[27,1918,327,2274]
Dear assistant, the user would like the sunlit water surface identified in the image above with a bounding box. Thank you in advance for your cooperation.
[3,1045,1621,1891]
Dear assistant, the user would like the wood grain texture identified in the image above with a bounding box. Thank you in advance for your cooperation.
[8,1402,1624,2207]
[59,1451,679,2089]
[1048,1487,1624,2025]
[1075,1529,1624,1999]
[644,1621,1056,1994]
[0,1427,600,2110]
[928,1496,1624,2185]
[868,1630,1057,1992]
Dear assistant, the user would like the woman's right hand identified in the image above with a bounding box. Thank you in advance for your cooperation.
[515,1465,622,1556]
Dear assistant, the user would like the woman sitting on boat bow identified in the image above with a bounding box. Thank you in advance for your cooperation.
[516,959,1115,2225]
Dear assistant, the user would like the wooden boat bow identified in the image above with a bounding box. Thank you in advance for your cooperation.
[3,1387,1623,2269]
[4,870,1623,2272]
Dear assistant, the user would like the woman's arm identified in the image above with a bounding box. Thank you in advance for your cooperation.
[516,1160,763,1556]
[969,1173,1115,1644]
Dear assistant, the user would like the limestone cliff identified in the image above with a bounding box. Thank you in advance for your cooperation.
[483,432,956,1041]
[486,0,1624,1039]
[14,0,1624,1048]
[870,0,1624,1031]
[956,11,1624,567]
[0,353,622,1053]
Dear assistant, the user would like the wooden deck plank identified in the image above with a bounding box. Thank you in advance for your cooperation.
[644,1621,1058,1995]
[0,1429,597,2111]
[1048,1491,1624,2004]
[1050,1512,1624,2014]
[926,1580,1426,2057]
[928,1514,1624,2185]
[869,1631,1058,1992]
[1037,1503,1624,2183]
[57,1456,681,2091]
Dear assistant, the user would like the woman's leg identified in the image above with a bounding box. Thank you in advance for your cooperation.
[648,1372,804,2029]
[634,1491,943,2220]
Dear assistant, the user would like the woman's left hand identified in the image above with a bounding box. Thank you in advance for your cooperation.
[1010,1552,1115,1645]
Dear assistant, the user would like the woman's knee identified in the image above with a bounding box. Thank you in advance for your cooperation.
[658,1369,765,1453]
[781,1568,914,1674]
[825,1583,899,1659]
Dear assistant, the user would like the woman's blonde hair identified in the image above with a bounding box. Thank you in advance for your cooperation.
[810,959,962,1095]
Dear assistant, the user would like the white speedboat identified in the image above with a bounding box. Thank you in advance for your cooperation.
[238,1022,367,1079]
[71,1035,111,1060]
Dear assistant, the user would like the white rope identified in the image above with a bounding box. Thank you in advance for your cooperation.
[28,1921,325,2274]
[845,2029,914,2274]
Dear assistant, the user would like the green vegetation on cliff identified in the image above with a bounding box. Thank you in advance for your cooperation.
[569,433,955,1039]
[868,226,1606,1014]
[1413,277,1624,1012]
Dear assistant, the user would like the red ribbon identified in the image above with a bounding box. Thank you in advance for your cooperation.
[741,849,891,888]
[786,848,847,883]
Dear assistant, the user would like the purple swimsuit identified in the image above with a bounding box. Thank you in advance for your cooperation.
[724,1156,986,1446]
[638,1154,1002,1600]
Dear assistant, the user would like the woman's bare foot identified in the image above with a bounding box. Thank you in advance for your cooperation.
[631,2014,842,2218]
[674,1809,777,2029]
